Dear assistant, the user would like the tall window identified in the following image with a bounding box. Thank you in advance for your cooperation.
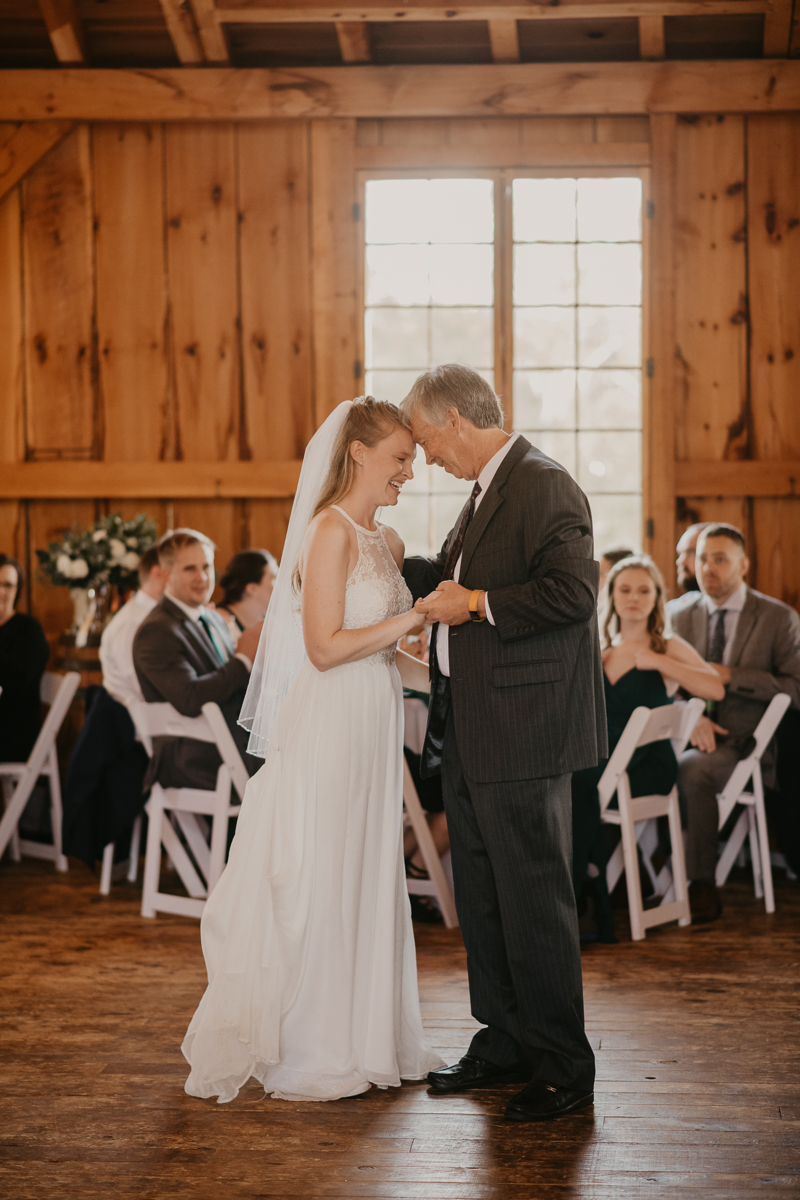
[362,173,643,557]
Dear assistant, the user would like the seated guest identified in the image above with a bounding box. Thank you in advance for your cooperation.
[668,523,800,921]
[572,556,723,942]
[0,554,50,765]
[675,522,710,594]
[216,549,278,641]
[99,545,168,708]
[133,530,263,791]
[598,545,636,593]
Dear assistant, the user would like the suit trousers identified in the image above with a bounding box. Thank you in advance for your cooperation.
[441,706,595,1091]
[678,740,742,879]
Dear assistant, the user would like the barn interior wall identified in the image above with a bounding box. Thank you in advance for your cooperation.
[0,112,797,649]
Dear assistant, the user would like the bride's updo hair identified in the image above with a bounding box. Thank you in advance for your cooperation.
[312,396,411,520]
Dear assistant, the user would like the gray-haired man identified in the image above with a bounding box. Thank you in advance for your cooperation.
[402,363,606,1122]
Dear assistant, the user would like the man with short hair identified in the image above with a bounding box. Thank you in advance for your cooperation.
[675,522,710,594]
[401,362,605,1123]
[99,545,168,709]
[133,529,263,791]
[668,523,800,921]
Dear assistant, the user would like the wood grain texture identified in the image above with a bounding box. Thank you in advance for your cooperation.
[0,121,74,204]
[355,143,652,167]
[165,122,242,462]
[188,0,230,62]
[0,860,798,1198]
[158,0,205,63]
[37,0,87,63]
[0,186,23,466]
[639,13,666,57]
[675,460,800,495]
[310,118,358,424]
[763,0,794,55]
[674,114,748,463]
[747,114,800,461]
[218,0,770,17]
[336,20,372,62]
[753,497,800,608]
[488,18,520,63]
[21,124,100,461]
[238,121,315,461]
[0,461,303,499]
[93,124,172,464]
[4,63,800,122]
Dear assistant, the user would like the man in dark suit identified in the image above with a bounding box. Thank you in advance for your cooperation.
[402,364,606,1123]
[667,523,800,921]
[133,530,263,791]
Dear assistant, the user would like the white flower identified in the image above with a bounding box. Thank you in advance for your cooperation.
[92,529,107,542]
[70,558,89,579]
[126,537,138,548]
[121,551,141,570]
[56,553,73,576]
[109,538,127,561]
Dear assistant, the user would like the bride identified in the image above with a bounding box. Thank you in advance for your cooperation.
[182,397,444,1103]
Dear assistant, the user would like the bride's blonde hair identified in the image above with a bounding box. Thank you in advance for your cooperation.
[293,396,410,590]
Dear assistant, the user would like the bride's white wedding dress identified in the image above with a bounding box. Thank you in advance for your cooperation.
[182,506,443,1103]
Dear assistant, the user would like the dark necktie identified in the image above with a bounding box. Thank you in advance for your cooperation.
[198,611,228,666]
[442,481,482,582]
[708,608,728,664]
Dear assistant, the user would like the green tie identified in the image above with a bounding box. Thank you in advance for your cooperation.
[198,611,228,665]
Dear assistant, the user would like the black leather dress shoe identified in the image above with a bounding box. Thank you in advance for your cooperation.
[505,1079,594,1122]
[427,1055,529,1094]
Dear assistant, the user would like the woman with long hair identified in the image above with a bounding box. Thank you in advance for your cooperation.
[572,555,723,942]
[182,398,443,1104]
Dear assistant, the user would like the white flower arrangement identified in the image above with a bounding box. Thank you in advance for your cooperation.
[37,513,157,593]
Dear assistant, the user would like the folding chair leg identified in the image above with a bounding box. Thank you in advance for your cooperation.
[753,774,774,914]
[715,811,749,889]
[619,800,645,941]
[605,839,624,894]
[127,815,142,884]
[48,757,69,872]
[100,843,114,895]
[141,796,164,919]
[748,809,763,900]
[667,793,691,927]
[9,828,21,862]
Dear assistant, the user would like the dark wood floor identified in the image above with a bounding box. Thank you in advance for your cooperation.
[1,859,798,1199]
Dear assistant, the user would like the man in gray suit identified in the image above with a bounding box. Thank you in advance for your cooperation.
[667,523,800,921]
[402,364,606,1123]
[133,530,263,791]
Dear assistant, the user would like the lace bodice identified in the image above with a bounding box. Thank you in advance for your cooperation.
[332,506,412,667]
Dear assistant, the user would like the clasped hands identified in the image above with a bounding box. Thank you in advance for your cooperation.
[414,580,483,626]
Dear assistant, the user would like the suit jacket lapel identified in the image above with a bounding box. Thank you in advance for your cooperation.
[690,598,708,660]
[729,589,758,665]
[458,436,530,581]
[161,596,219,671]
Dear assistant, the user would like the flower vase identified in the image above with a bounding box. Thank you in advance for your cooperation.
[69,588,92,639]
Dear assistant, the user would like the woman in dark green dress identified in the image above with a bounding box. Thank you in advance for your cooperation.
[573,556,724,942]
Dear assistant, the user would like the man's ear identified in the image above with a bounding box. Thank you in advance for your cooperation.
[445,407,461,432]
[741,555,750,579]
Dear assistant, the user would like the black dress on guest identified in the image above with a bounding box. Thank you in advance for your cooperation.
[0,612,50,762]
[571,667,678,943]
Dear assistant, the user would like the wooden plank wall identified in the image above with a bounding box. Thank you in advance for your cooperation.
[1,111,798,650]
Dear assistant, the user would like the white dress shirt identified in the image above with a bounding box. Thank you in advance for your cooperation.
[99,589,158,707]
[701,581,748,665]
[436,432,520,678]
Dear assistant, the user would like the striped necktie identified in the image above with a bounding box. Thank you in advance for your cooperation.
[442,481,482,582]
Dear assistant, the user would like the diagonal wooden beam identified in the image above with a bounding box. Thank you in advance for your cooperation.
[190,0,230,61]
[336,21,372,61]
[763,0,794,54]
[639,13,666,56]
[0,121,74,204]
[488,18,520,61]
[37,0,87,63]
[159,0,206,63]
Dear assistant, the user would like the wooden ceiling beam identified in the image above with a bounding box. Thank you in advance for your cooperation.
[0,121,74,204]
[37,0,88,63]
[3,63,800,121]
[215,0,769,18]
[0,461,303,500]
[190,0,230,61]
[639,13,666,55]
[488,18,520,61]
[336,21,372,61]
[159,0,207,63]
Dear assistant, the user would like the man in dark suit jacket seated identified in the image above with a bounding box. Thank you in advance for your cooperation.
[667,523,800,922]
[133,529,263,792]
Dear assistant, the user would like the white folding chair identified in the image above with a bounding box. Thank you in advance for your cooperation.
[99,814,143,895]
[129,700,249,919]
[0,671,80,872]
[601,698,704,941]
[714,692,791,914]
[402,760,458,928]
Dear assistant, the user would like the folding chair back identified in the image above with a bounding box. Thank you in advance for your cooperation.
[715,691,791,913]
[600,698,704,940]
[0,671,80,871]
[128,700,247,919]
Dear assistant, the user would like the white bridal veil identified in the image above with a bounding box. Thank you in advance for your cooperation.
[238,400,354,756]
